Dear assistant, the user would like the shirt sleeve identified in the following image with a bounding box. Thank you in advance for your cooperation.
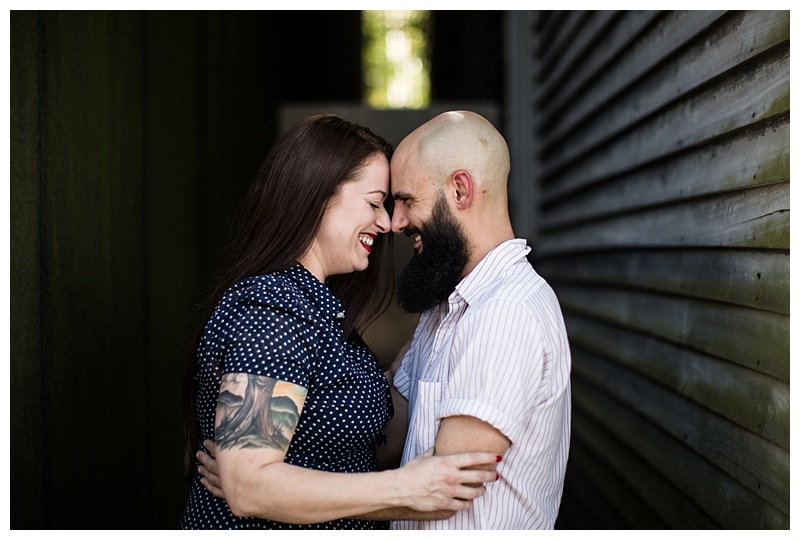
[438,298,547,444]
[394,364,411,400]
[218,283,317,390]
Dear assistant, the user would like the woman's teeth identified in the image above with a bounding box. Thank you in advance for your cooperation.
[359,234,374,247]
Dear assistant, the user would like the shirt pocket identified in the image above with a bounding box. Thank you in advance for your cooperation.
[409,380,443,457]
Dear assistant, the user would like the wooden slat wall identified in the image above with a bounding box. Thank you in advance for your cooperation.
[527,11,789,529]
[10,12,279,528]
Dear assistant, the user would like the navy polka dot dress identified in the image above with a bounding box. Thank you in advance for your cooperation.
[181,263,393,529]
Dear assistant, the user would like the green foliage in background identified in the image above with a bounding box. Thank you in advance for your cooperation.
[363,10,430,109]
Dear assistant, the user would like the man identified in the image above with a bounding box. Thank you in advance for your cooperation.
[197,111,571,529]
[385,110,571,529]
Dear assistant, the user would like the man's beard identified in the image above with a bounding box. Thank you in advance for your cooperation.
[396,194,470,314]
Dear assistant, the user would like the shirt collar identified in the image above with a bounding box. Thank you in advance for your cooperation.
[452,239,531,306]
[286,262,345,322]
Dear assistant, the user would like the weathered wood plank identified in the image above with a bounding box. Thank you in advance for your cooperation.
[536,10,569,58]
[506,10,540,242]
[564,314,789,449]
[573,350,789,516]
[566,438,668,528]
[537,182,789,255]
[10,11,47,529]
[573,378,789,528]
[536,249,789,315]
[539,11,617,104]
[542,44,789,198]
[540,10,662,121]
[555,477,597,529]
[144,11,209,527]
[42,11,149,528]
[539,10,589,76]
[541,116,789,227]
[545,10,788,159]
[558,446,630,529]
[542,10,723,133]
[571,404,721,528]
[554,284,789,381]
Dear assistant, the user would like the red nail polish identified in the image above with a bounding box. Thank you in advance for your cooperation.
[496,473,500,481]
[496,455,502,462]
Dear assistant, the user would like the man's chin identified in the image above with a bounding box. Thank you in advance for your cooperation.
[397,260,457,314]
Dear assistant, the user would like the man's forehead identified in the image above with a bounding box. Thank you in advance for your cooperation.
[391,137,435,198]
[390,160,415,194]
[391,179,415,199]
[391,168,429,199]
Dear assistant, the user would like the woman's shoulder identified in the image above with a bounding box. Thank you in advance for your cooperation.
[224,271,304,310]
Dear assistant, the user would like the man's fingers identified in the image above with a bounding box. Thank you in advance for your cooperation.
[197,464,220,485]
[196,450,219,474]
[199,476,224,499]
[202,439,219,458]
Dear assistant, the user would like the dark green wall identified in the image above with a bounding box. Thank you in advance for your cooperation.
[10,10,362,529]
[531,11,789,529]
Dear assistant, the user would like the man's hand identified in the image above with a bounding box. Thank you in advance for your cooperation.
[197,440,224,499]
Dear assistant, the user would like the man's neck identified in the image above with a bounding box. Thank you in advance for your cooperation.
[458,231,516,281]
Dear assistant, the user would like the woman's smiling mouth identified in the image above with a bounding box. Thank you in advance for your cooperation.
[359,233,376,252]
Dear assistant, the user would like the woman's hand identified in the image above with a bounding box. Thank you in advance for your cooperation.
[392,447,500,512]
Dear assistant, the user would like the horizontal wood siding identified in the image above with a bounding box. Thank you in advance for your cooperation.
[530,10,789,529]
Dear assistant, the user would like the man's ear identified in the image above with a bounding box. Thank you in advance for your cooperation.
[451,170,474,210]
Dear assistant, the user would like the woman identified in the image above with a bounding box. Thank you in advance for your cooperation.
[180,115,497,529]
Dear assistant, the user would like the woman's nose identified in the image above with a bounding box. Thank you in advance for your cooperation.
[376,207,391,233]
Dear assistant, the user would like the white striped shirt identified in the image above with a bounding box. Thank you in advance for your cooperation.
[392,239,571,529]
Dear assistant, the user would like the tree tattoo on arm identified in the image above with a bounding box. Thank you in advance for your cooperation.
[215,374,305,452]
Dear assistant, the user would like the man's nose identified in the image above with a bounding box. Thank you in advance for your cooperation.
[391,205,408,234]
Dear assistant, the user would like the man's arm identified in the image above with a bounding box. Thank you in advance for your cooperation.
[435,415,510,484]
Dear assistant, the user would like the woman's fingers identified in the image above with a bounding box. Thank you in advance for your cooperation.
[420,446,502,469]
[451,482,489,502]
[459,468,499,486]
[448,451,503,469]
[400,448,501,512]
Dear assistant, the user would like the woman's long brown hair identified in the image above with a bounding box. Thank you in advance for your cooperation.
[181,115,394,474]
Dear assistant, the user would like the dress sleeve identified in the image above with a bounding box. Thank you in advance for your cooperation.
[218,283,317,390]
[438,299,547,444]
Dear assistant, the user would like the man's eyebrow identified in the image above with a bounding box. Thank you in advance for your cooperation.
[393,191,413,200]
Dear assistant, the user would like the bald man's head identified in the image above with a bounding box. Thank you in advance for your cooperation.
[391,111,517,292]
[393,110,510,195]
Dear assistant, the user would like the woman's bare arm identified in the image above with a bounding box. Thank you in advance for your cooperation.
[206,373,499,524]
